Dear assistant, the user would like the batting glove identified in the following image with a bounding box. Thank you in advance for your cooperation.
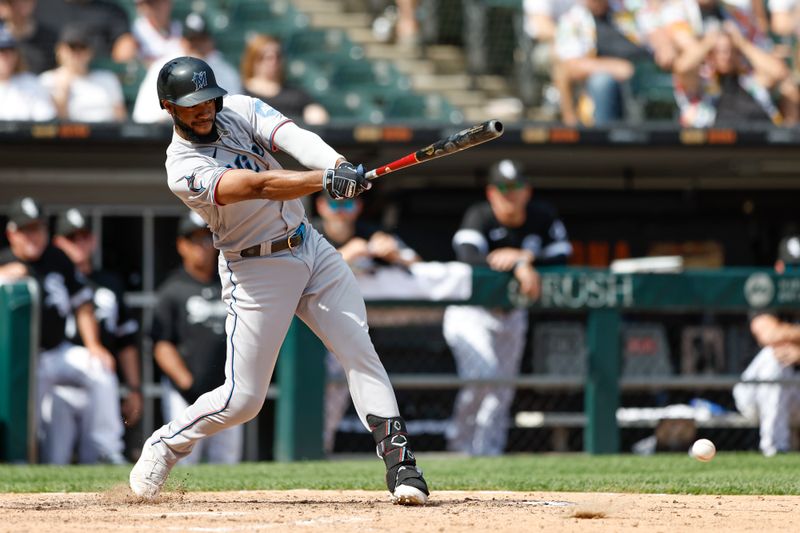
[323,162,371,199]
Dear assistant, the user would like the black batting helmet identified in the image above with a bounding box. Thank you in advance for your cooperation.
[157,56,227,111]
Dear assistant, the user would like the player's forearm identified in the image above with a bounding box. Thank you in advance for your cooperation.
[772,323,800,345]
[738,39,788,87]
[118,345,142,390]
[154,341,193,389]
[673,34,716,75]
[562,57,633,82]
[75,302,104,351]
[215,168,324,204]
[0,261,28,280]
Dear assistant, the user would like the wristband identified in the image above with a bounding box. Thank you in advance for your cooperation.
[514,259,532,270]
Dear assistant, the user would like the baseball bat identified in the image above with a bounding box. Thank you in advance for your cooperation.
[364,119,504,180]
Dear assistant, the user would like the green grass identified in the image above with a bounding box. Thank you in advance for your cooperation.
[2,453,800,495]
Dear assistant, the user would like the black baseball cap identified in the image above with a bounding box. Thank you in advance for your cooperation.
[177,211,208,237]
[182,12,211,40]
[488,159,528,188]
[58,23,91,47]
[55,208,90,237]
[6,197,45,231]
[778,235,800,266]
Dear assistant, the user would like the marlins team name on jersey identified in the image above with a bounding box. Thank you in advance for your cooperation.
[166,96,304,253]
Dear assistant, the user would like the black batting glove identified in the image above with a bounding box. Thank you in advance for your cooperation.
[323,162,371,199]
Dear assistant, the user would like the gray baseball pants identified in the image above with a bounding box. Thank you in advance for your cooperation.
[143,226,400,462]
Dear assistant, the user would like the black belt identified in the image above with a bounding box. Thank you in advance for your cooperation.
[239,223,306,258]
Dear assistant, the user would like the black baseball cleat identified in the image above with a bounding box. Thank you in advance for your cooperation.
[367,414,430,505]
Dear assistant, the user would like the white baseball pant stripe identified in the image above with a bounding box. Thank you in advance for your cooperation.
[145,227,399,462]
[162,379,243,464]
[37,341,125,462]
[443,306,528,456]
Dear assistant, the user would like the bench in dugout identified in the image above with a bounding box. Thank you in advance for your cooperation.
[520,321,763,451]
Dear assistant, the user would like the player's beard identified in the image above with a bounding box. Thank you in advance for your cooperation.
[173,114,220,144]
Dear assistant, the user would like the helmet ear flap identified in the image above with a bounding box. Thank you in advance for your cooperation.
[215,97,223,112]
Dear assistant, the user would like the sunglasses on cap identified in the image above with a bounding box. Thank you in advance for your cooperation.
[186,231,213,245]
[493,181,527,194]
[326,199,357,213]
[65,229,92,242]
[66,41,90,51]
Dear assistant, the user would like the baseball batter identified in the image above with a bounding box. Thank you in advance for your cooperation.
[129,57,428,505]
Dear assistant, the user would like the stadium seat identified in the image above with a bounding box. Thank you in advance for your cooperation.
[90,58,148,113]
[225,0,308,35]
[284,28,340,56]
[328,59,413,113]
[315,91,385,124]
[285,58,333,98]
[384,92,464,124]
[532,321,587,376]
[630,61,677,121]
[622,323,673,376]
[172,0,230,33]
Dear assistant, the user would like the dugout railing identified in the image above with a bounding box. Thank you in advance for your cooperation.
[4,267,800,462]
[287,267,800,458]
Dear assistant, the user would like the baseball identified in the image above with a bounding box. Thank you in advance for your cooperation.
[691,438,716,461]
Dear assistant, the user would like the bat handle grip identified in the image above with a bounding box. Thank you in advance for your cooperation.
[365,168,379,180]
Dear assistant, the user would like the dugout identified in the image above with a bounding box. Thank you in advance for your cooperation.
[3,122,800,457]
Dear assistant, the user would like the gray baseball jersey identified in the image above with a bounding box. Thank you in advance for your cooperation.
[165,94,341,252]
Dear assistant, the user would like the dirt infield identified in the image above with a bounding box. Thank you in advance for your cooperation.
[1,489,798,532]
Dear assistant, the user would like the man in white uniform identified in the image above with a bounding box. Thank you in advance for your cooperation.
[733,234,800,456]
[128,56,428,505]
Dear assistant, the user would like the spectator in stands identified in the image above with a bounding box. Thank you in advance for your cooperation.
[524,0,577,44]
[39,24,127,122]
[0,197,127,464]
[132,0,182,66]
[34,0,137,62]
[373,1,421,48]
[150,211,243,464]
[522,0,578,112]
[662,0,800,124]
[0,0,57,73]
[240,34,329,125]
[0,26,56,121]
[132,12,242,123]
[660,0,764,46]
[442,160,571,456]
[553,0,674,126]
[672,20,788,127]
[395,0,420,48]
[312,193,421,454]
[746,0,798,39]
[52,208,142,434]
[733,233,800,456]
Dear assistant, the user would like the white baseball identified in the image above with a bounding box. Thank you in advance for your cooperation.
[691,438,716,461]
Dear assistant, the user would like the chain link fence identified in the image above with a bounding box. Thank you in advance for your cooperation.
[327,306,782,456]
